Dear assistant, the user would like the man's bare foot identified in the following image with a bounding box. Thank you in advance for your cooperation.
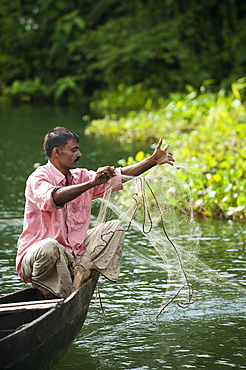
[89,269,96,277]
[32,283,57,299]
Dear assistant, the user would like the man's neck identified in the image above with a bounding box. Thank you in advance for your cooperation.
[50,159,69,177]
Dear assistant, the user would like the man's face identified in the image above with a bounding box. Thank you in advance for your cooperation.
[57,139,82,172]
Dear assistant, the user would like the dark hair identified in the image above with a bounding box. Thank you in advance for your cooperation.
[43,126,79,158]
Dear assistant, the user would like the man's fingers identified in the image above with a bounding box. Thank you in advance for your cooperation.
[97,166,115,180]
[156,138,163,148]
[157,139,169,152]
[108,166,115,177]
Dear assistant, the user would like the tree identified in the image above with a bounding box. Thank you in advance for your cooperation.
[0,0,245,104]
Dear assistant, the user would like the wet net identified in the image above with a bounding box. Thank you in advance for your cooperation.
[95,163,203,316]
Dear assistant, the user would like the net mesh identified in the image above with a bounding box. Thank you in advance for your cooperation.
[94,163,204,315]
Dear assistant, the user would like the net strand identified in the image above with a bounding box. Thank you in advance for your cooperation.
[96,165,200,316]
[125,175,196,314]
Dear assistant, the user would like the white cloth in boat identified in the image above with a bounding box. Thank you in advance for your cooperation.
[21,220,125,298]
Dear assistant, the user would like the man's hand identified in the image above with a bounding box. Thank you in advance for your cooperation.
[152,139,175,166]
[95,166,116,184]
[120,139,175,179]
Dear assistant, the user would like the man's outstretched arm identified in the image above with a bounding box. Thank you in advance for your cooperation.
[120,139,175,178]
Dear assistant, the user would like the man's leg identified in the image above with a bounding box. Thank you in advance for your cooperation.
[73,220,125,290]
[21,238,74,298]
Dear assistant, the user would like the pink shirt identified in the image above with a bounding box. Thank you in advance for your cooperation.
[16,161,122,280]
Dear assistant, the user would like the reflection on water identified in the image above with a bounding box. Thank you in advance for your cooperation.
[0,106,245,369]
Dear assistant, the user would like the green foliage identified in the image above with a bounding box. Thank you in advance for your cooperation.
[1,1,246,104]
[86,84,246,219]
[0,0,88,104]
[2,75,84,104]
[118,150,151,167]
[51,75,83,102]
[3,78,45,103]
[231,77,246,100]
[90,83,159,115]
[78,2,246,95]
[79,14,195,92]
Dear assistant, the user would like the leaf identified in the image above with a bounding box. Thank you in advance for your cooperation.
[135,151,145,162]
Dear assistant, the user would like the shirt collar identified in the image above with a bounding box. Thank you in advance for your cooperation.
[46,161,74,185]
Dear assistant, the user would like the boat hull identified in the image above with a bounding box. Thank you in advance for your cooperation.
[0,273,99,370]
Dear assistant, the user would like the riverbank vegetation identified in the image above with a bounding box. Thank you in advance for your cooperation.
[86,83,246,220]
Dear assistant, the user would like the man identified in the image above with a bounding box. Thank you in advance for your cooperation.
[16,127,175,298]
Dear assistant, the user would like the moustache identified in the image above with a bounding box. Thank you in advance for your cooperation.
[74,157,80,163]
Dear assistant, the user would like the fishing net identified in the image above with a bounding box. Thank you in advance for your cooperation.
[94,163,203,316]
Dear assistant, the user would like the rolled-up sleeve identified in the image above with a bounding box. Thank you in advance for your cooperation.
[27,175,61,212]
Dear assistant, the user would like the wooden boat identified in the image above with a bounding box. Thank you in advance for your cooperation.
[0,273,99,370]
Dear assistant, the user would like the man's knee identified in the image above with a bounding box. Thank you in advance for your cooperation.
[21,238,62,280]
[33,238,60,256]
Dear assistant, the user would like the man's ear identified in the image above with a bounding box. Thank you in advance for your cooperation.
[52,147,61,158]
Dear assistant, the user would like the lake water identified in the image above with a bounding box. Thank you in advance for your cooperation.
[0,106,245,369]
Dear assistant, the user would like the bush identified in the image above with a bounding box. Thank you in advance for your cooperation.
[85,83,246,219]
